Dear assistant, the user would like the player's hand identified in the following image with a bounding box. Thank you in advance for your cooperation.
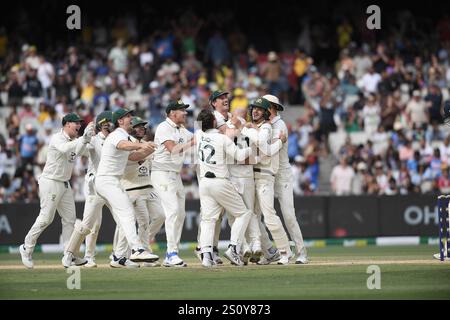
[279,131,287,143]
[245,122,256,129]
[230,115,242,129]
[141,141,156,153]
[82,122,95,143]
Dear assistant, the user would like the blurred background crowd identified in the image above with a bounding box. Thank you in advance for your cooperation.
[1,0,450,202]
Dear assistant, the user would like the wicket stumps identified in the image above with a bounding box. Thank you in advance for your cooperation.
[437,195,450,261]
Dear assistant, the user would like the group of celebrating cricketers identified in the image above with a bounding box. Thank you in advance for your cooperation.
[19,90,310,269]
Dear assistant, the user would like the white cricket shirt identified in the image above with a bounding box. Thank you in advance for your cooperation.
[86,132,107,176]
[271,116,291,171]
[96,128,131,177]
[197,129,251,179]
[41,129,87,182]
[121,136,152,190]
[152,117,194,172]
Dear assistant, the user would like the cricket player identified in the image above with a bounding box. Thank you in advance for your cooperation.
[151,100,195,267]
[20,113,95,269]
[211,90,263,264]
[263,94,309,264]
[112,116,166,267]
[196,109,252,267]
[245,97,292,265]
[61,111,113,268]
[95,108,159,267]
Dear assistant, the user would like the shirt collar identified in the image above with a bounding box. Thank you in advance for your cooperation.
[271,115,281,124]
[255,120,266,128]
[214,110,230,121]
[166,117,182,129]
[206,129,220,134]
[61,129,72,141]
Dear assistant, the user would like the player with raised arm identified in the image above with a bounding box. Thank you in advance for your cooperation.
[20,113,95,269]
[196,109,252,267]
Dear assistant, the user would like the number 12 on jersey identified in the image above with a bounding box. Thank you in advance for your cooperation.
[198,140,216,164]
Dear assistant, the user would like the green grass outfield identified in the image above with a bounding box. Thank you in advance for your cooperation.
[0,245,449,299]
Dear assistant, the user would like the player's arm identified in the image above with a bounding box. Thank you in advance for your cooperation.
[224,136,251,162]
[163,135,196,155]
[256,125,284,157]
[128,142,157,161]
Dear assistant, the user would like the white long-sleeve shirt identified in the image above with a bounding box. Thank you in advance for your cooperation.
[41,129,88,182]
[85,132,107,176]
[197,129,251,179]
[121,136,152,190]
[271,115,291,171]
[241,122,283,176]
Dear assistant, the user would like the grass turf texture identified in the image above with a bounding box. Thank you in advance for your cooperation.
[0,245,449,299]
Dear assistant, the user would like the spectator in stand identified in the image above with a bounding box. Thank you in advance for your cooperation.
[330,156,355,195]
[425,84,443,125]
[18,123,38,171]
[405,90,428,130]
[359,66,381,94]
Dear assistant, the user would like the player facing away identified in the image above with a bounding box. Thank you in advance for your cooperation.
[151,100,196,267]
[94,108,159,266]
[263,94,309,264]
[111,116,166,268]
[61,111,113,268]
[212,90,263,264]
[245,97,293,265]
[19,113,95,269]
[196,109,252,267]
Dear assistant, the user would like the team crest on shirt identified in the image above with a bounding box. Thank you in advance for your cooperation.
[69,152,76,162]
[139,166,148,175]
[178,138,184,143]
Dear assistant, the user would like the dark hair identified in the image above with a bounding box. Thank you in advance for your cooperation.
[197,109,215,131]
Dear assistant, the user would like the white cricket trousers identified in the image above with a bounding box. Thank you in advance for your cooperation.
[228,177,261,249]
[255,175,290,251]
[82,195,106,258]
[196,177,261,250]
[151,171,186,253]
[199,178,251,253]
[95,175,142,252]
[275,168,307,256]
[82,176,106,258]
[113,189,166,257]
[24,177,76,252]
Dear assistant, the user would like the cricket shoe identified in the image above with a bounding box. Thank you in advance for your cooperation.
[83,257,97,268]
[433,253,450,261]
[249,244,263,264]
[257,248,281,265]
[224,245,244,266]
[130,248,159,263]
[163,252,187,267]
[110,255,140,268]
[19,244,34,269]
[277,249,293,265]
[295,250,309,264]
[242,249,252,266]
[194,246,202,262]
[213,246,223,265]
[62,252,87,268]
[201,252,216,268]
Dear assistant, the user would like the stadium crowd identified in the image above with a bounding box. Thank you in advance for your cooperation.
[1,4,450,202]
